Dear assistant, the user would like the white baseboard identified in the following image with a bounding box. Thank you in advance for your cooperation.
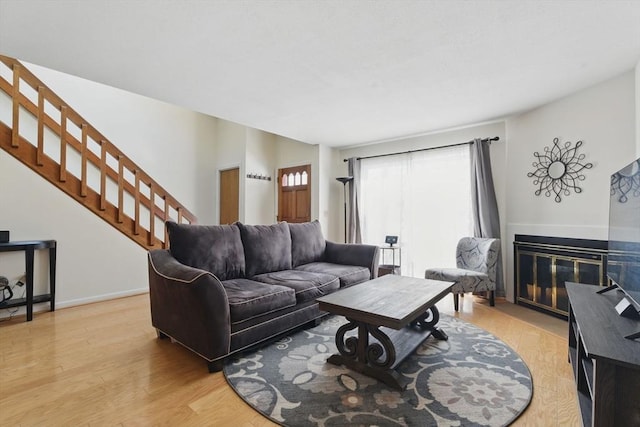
[0,288,149,319]
[56,288,149,309]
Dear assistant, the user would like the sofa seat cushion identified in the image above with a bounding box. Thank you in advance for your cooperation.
[295,262,371,287]
[237,222,292,277]
[222,279,296,323]
[252,270,340,303]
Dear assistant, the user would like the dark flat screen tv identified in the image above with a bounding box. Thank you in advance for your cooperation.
[606,157,640,319]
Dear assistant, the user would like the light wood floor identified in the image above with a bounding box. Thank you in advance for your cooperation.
[0,293,580,426]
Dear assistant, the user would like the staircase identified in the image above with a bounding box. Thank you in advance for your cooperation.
[0,55,196,250]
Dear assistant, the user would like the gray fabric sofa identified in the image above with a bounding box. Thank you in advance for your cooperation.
[148,220,379,372]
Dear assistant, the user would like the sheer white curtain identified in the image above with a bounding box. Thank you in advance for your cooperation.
[360,145,472,277]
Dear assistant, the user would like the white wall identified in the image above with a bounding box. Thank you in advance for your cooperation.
[212,125,329,228]
[245,128,276,224]
[3,59,636,316]
[505,70,636,301]
[318,144,342,242]
[0,152,149,306]
[23,62,218,222]
[1,61,334,317]
[636,58,640,155]
[1,61,218,316]
[269,136,342,241]
[213,120,246,224]
[335,70,636,303]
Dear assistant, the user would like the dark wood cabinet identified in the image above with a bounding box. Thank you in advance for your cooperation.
[567,282,640,427]
[514,235,607,318]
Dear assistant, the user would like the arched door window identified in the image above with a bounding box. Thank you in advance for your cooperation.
[277,164,311,223]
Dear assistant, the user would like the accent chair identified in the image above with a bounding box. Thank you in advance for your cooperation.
[424,237,500,311]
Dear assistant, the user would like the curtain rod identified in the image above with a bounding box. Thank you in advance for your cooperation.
[342,136,500,162]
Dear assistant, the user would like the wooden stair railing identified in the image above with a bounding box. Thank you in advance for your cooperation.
[0,55,197,250]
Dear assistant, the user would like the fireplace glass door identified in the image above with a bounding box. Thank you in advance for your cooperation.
[514,235,607,318]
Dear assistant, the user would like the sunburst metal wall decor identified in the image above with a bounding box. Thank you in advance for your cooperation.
[527,137,593,203]
[611,159,640,203]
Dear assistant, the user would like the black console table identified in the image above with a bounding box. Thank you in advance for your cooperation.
[566,282,640,426]
[0,240,56,321]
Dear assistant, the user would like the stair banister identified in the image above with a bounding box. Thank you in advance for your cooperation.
[0,55,196,250]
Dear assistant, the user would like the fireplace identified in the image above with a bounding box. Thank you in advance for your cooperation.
[513,235,608,318]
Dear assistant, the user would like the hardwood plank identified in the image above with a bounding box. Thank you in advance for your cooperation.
[0,293,579,426]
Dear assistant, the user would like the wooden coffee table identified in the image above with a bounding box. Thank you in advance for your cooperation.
[317,274,453,390]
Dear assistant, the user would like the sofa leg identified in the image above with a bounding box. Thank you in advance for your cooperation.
[453,293,459,311]
[207,360,224,373]
[489,290,495,307]
[308,317,323,327]
[157,329,169,339]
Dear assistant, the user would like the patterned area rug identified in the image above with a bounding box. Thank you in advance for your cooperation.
[224,315,532,426]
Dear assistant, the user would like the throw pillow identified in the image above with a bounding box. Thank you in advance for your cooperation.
[166,221,245,281]
[237,222,292,277]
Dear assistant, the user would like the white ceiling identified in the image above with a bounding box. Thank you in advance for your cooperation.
[1,0,639,147]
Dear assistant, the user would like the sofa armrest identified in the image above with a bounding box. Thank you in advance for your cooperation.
[148,249,231,361]
[324,241,380,279]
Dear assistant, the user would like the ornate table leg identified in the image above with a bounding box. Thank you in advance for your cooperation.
[327,306,448,390]
[328,319,405,389]
[411,305,448,340]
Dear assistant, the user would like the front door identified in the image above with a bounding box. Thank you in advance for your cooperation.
[277,164,311,223]
[219,168,239,224]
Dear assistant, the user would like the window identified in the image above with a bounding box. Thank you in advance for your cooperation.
[359,144,472,277]
[281,170,309,187]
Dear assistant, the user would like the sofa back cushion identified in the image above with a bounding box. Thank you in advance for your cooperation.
[237,222,292,277]
[288,220,326,267]
[166,221,245,280]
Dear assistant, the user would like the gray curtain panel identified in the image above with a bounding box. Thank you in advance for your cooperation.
[347,157,363,243]
[470,139,504,296]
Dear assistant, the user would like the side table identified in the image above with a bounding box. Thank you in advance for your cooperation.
[379,245,401,276]
[0,240,57,321]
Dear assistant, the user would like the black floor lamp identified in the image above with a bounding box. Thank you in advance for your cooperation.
[336,176,353,243]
